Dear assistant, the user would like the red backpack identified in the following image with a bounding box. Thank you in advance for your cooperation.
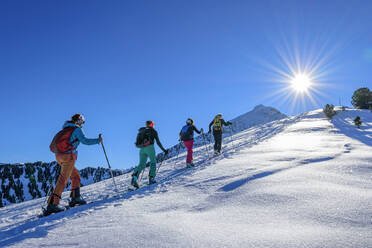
[50,127,78,154]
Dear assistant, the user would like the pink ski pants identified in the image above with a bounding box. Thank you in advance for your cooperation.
[183,139,194,164]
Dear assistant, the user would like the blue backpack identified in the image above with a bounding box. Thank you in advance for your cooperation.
[180,125,193,141]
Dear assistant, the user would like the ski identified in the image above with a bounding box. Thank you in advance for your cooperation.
[128,184,142,191]
[128,181,157,191]
[38,201,93,218]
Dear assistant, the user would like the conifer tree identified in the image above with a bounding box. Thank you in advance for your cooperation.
[351,87,372,109]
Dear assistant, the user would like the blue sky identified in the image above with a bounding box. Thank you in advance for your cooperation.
[1,0,371,169]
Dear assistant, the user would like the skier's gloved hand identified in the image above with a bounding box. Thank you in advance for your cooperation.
[200,128,204,133]
[99,134,103,143]
[164,149,169,155]
[227,121,232,125]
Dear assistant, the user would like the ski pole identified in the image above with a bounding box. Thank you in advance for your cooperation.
[139,166,146,182]
[208,132,214,154]
[207,131,212,154]
[229,125,235,151]
[176,141,182,161]
[140,152,166,182]
[174,141,184,167]
[201,131,210,159]
[43,185,53,207]
[42,163,60,209]
[156,153,167,175]
[100,134,119,192]
[42,184,53,210]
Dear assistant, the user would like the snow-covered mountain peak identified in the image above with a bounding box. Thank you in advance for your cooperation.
[253,103,266,110]
[230,104,287,132]
[252,104,282,113]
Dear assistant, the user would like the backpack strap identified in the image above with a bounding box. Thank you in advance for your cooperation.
[67,127,79,154]
[59,127,78,157]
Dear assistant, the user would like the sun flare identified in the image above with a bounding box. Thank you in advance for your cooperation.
[290,74,312,92]
[257,34,337,113]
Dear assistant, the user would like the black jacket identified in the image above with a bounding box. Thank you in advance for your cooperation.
[141,127,166,152]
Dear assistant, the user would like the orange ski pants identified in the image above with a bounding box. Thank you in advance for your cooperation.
[49,153,81,205]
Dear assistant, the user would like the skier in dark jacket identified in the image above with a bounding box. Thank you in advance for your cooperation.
[208,114,232,155]
[131,120,168,188]
[179,118,202,168]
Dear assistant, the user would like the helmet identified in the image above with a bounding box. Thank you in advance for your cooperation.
[186,118,194,125]
[146,120,154,128]
[72,114,85,127]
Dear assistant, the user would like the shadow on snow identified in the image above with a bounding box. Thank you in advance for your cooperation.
[331,111,372,147]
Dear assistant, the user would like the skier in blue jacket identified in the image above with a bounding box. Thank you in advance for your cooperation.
[47,114,102,215]
[179,118,202,168]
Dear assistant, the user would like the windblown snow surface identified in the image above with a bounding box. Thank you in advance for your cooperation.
[0,108,371,248]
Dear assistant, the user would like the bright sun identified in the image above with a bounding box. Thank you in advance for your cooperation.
[290,74,312,92]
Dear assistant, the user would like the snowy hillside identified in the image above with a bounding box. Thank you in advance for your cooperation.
[0,105,284,209]
[0,108,371,247]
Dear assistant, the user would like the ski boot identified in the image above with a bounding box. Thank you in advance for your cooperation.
[131,175,140,188]
[186,163,195,168]
[44,204,65,216]
[69,187,87,208]
[43,193,64,216]
[149,176,157,185]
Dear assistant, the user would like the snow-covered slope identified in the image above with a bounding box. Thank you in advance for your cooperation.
[0,104,284,208]
[0,108,371,248]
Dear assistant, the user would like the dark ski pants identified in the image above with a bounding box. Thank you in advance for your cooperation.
[213,131,223,153]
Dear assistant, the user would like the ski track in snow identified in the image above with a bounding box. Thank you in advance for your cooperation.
[0,108,371,247]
